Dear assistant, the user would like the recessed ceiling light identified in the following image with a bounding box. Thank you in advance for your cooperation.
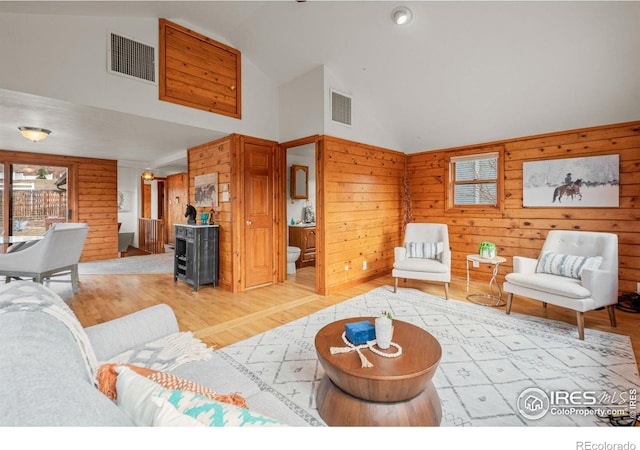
[391,6,413,26]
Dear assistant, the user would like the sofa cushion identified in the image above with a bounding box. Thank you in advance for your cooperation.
[0,311,133,426]
[393,257,449,273]
[115,366,284,427]
[98,363,247,408]
[405,241,443,259]
[536,252,603,279]
[155,389,286,427]
[505,272,592,299]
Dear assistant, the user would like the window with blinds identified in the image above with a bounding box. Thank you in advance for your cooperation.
[450,152,499,206]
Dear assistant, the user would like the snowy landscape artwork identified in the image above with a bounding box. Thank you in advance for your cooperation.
[523,154,619,207]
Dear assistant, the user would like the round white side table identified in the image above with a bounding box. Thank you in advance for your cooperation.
[466,254,507,307]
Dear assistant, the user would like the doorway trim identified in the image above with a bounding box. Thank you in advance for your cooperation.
[279,135,324,295]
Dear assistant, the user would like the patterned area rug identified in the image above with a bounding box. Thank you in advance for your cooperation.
[217,286,639,426]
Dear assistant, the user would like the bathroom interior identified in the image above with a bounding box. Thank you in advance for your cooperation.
[286,143,316,290]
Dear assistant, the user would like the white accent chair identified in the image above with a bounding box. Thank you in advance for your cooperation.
[392,223,451,299]
[0,222,89,293]
[503,230,618,340]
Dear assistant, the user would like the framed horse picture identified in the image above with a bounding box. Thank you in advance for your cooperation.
[522,154,619,207]
[194,172,218,207]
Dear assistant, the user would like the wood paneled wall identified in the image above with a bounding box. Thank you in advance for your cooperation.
[0,150,117,261]
[407,121,640,294]
[159,19,241,119]
[165,172,188,246]
[320,136,405,294]
[187,136,234,291]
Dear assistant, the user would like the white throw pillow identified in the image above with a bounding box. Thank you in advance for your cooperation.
[405,241,443,260]
[536,252,603,279]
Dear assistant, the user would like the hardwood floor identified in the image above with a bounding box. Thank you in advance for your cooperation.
[64,266,640,371]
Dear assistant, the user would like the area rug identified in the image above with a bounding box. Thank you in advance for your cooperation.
[78,252,174,275]
[216,286,639,426]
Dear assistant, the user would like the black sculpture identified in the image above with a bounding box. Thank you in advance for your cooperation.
[185,204,197,225]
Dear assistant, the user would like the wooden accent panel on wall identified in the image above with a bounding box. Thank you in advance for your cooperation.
[407,121,640,294]
[321,136,405,294]
[77,158,118,261]
[188,136,235,292]
[159,19,241,119]
[166,172,188,246]
[0,150,117,262]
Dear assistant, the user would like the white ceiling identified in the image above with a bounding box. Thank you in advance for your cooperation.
[1,1,639,173]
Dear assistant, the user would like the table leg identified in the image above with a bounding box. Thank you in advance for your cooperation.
[488,262,504,306]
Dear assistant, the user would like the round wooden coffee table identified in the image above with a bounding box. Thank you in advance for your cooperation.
[314,317,442,426]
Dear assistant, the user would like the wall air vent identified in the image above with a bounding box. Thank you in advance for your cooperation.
[108,32,156,84]
[331,89,352,126]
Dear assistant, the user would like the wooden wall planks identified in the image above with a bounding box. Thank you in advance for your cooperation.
[187,136,234,291]
[321,136,405,294]
[159,19,241,119]
[407,121,640,294]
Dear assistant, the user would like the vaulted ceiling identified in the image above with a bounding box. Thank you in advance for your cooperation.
[1,1,639,172]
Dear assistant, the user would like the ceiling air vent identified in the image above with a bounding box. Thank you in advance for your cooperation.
[331,89,352,126]
[108,32,156,84]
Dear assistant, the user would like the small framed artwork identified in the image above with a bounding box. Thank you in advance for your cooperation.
[523,154,619,207]
[118,190,132,212]
[194,173,218,207]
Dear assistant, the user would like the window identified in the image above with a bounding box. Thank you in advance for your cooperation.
[1,163,68,238]
[446,150,502,211]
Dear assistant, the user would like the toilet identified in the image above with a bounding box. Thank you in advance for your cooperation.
[287,246,301,274]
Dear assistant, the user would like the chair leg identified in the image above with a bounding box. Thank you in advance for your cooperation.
[71,265,79,294]
[576,311,585,340]
[505,293,513,314]
[443,282,449,300]
[607,305,617,328]
[393,277,398,293]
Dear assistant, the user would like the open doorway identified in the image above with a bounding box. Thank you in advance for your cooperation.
[284,139,317,292]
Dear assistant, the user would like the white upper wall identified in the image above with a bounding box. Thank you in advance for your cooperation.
[279,66,324,142]
[323,66,401,152]
[0,13,279,142]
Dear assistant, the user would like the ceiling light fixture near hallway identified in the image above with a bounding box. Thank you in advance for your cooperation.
[142,169,155,181]
[391,6,413,25]
[18,126,51,142]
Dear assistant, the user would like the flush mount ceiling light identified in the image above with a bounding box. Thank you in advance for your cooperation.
[391,6,413,25]
[18,126,51,142]
[142,169,155,181]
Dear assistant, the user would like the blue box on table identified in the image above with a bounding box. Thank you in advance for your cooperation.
[345,321,375,345]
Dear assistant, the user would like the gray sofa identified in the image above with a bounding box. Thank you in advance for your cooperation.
[0,281,315,426]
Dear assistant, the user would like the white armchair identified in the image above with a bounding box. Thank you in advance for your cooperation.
[503,230,618,340]
[0,223,89,293]
[392,223,451,299]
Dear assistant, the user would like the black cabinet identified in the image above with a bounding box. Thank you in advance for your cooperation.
[174,224,219,291]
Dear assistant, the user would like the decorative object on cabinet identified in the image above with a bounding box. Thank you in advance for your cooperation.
[290,165,308,200]
[289,225,316,268]
[174,224,219,291]
[184,204,197,225]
